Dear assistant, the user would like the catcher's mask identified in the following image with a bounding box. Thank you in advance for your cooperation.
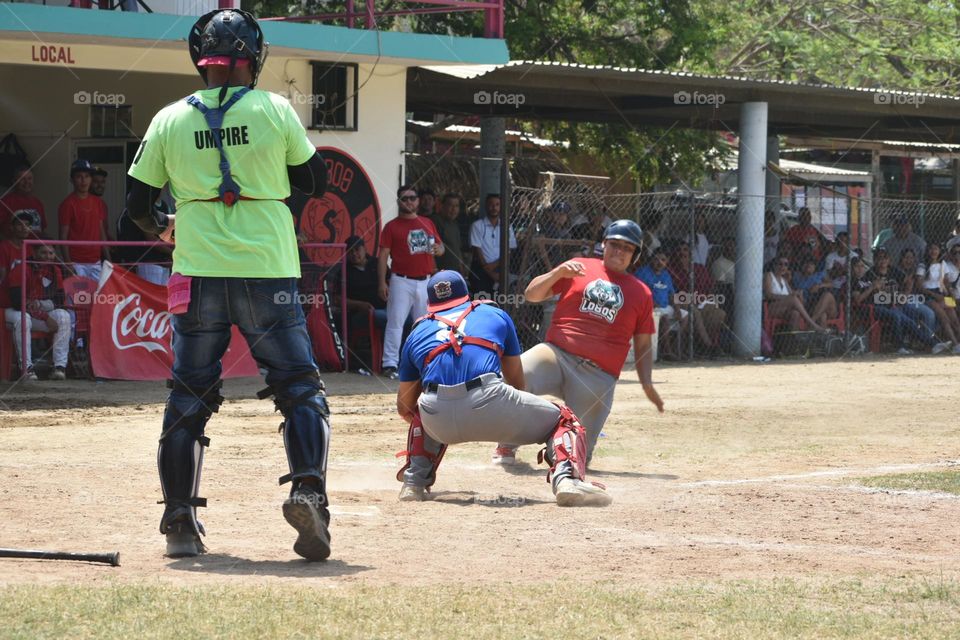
[189,9,268,89]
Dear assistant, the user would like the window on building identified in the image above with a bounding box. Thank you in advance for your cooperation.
[310,62,358,131]
[89,105,134,138]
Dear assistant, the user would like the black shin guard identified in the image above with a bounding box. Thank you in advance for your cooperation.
[258,372,330,494]
[157,379,223,537]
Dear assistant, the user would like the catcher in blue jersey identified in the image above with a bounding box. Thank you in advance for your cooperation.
[394,270,612,506]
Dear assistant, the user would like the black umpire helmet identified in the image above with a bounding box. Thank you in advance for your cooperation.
[604,219,644,265]
[189,9,268,88]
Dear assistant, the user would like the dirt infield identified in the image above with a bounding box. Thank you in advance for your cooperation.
[1,356,958,589]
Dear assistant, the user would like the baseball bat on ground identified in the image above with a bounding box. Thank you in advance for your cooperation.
[0,548,120,566]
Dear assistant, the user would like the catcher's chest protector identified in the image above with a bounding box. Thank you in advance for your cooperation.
[421,301,503,366]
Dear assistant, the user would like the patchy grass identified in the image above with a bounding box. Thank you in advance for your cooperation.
[857,470,960,495]
[2,577,960,639]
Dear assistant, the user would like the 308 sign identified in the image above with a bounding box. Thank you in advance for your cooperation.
[299,147,381,266]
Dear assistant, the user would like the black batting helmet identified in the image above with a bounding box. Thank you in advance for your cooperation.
[604,219,643,247]
[189,9,268,88]
[604,219,644,265]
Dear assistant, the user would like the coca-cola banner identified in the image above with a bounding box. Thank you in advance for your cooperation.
[89,263,259,380]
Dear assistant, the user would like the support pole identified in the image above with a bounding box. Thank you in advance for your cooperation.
[733,102,769,358]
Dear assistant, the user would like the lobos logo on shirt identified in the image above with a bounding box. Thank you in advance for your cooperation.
[407,228,430,254]
[579,279,624,323]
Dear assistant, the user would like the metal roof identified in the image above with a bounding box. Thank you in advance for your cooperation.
[409,61,960,143]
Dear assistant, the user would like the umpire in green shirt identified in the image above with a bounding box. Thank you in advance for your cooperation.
[127,9,332,562]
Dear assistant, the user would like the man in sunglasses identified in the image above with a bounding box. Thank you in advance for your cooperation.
[378,184,444,379]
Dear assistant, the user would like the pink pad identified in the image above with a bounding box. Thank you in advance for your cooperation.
[167,273,192,314]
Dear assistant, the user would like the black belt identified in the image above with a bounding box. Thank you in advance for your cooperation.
[395,273,428,281]
[423,375,489,394]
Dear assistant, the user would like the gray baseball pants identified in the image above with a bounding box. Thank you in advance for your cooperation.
[505,342,616,462]
[403,373,561,487]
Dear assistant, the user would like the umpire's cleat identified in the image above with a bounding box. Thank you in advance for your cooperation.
[398,484,426,502]
[165,532,207,558]
[283,485,331,561]
[491,446,518,465]
[554,477,613,507]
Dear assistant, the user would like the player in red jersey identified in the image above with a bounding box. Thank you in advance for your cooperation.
[493,219,664,465]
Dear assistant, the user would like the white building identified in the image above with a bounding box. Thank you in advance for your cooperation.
[0,2,507,247]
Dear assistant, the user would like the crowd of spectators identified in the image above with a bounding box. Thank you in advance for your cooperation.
[7,166,960,379]
[0,159,175,381]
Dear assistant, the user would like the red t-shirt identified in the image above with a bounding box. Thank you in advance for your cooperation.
[0,240,24,308]
[546,258,655,378]
[782,224,824,261]
[59,193,107,264]
[1,192,46,233]
[379,215,442,278]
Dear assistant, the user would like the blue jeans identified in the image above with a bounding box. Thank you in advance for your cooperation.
[170,277,317,396]
[901,302,937,343]
[159,277,329,534]
[873,305,935,348]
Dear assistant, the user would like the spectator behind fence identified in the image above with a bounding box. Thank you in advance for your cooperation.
[710,236,736,317]
[782,207,826,269]
[0,212,32,283]
[91,166,108,198]
[881,214,925,265]
[763,209,781,268]
[861,248,948,354]
[569,206,612,257]
[115,201,173,285]
[1,164,47,236]
[920,243,960,350]
[340,234,386,328]
[764,255,827,333]
[59,159,110,281]
[667,240,725,349]
[4,240,71,381]
[430,193,467,274]
[536,201,575,269]
[897,249,939,346]
[640,209,663,262]
[711,236,736,286]
[469,193,516,295]
[635,246,687,360]
[824,231,854,290]
[941,244,960,342]
[417,187,436,218]
[946,217,960,252]
[791,256,839,329]
[691,211,711,266]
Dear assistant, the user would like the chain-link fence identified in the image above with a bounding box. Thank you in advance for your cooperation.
[503,177,960,360]
[407,154,960,361]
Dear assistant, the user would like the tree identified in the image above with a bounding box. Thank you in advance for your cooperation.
[693,0,960,92]
[242,0,727,189]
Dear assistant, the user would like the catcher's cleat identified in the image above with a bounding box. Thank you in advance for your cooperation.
[398,484,426,502]
[283,485,331,561]
[164,531,207,558]
[491,446,518,465]
[554,477,613,507]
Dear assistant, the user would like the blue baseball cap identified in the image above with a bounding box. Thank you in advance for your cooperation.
[426,270,470,312]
